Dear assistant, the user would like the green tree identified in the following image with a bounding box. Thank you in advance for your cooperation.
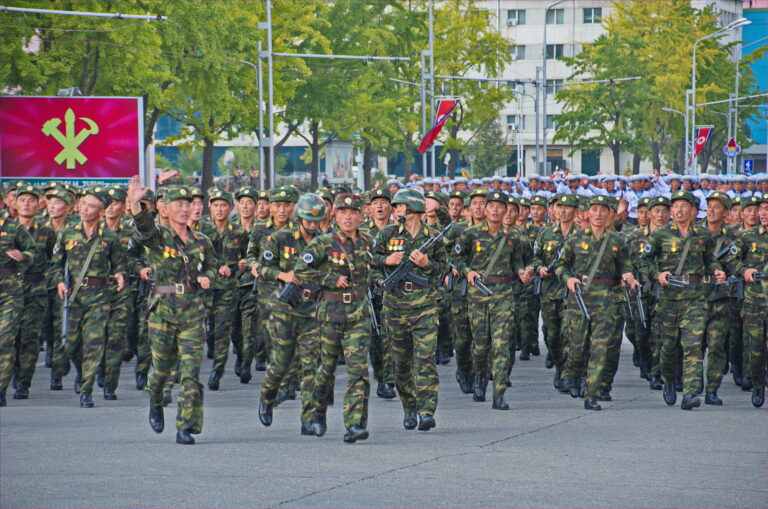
[463,120,512,178]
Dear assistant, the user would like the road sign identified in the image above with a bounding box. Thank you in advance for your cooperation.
[743,159,754,175]
[723,137,741,158]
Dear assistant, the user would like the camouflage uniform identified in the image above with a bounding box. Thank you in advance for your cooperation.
[0,217,36,406]
[624,221,655,380]
[132,190,217,434]
[445,216,473,391]
[373,219,448,420]
[294,195,373,437]
[642,192,722,404]
[516,221,544,357]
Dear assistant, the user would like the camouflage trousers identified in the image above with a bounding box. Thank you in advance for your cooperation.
[509,290,524,351]
[469,296,514,398]
[603,300,624,393]
[238,287,259,373]
[658,296,705,395]
[135,297,151,378]
[369,295,393,385]
[66,296,110,396]
[519,288,539,353]
[310,320,370,429]
[703,298,729,393]
[540,299,566,370]
[209,288,238,375]
[450,295,473,376]
[147,310,205,433]
[385,305,439,416]
[262,311,319,424]
[102,290,133,391]
[41,288,69,380]
[727,298,746,380]
[741,300,768,390]
[565,294,618,400]
[13,289,46,390]
[436,296,453,358]
[625,293,653,374]
[0,281,24,398]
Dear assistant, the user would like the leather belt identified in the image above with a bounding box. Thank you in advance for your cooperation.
[672,274,708,284]
[398,281,427,292]
[323,289,365,303]
[23,273,46,282]
[582,276,619,287]
[299,287,320,300]
[78,277,112,287]
[154,284,196,295]
[485,276,514,284]
[0,267,17,275]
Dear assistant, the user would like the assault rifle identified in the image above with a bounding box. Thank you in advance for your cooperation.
[367,288,381,337]
[61,261,70,346]
[534,250,562,296]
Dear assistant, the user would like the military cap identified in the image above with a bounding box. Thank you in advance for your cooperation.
[318,188,335,203]
[189,187,205,199]
[588,194,614,210]
[256,190,270,201]
[334,193,363,211]
[44,187,73,205]
[518,197,531,208]
[15,184,39,199]
[649,196,670,209]
[530,196,548,208]
[269,187,298,203]
[6,180,27,192]
[142,189,156,203]
[296,193,326,222]
[638,197,653,209]
[44,181,60,193]
[468,188,488,200]
[164,185,194,202]
[741,195,760,209]
[155,187,167,200]
[670,190,697,207]
[235,185,258,200]
[507,195,520,209]
[731,196,741,207]
[757,194,768,204]
[706,191,732,210]
[107,186,127,202]
[369,187,392,202]
[449,190,466,201]
[424,190,447,206]
[549,194,563,206]
[84,185,113,208]
[334,185,352,195]
[558,194,579,208]
[485,191,507,205]
[208,187,233,205]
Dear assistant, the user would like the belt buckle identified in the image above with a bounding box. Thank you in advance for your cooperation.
[81,277,89,286]
[702,275,711,284]
[404,281,413,292]
[581,275,588,285]
[680,274,689,284]
[342,292,352,304]
[302,288,312,300]
[175,283,185,295]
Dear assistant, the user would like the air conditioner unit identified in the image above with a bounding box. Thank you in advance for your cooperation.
[507,19,517,27]
[510,54,517,61]
[507,124,516,131]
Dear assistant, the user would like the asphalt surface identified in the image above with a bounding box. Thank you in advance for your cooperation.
[2,340,767,509]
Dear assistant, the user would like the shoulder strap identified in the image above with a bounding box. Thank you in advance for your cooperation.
[673,235,694,276]
[171,231,194,286]
[483,231,508,276]
[335,233,355,288]
[69,239,100,302]
[583,232,610,292]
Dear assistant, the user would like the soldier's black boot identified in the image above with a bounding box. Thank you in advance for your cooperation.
[531,343,540,356]
[343,425,369,443]
[276,387,289,403]
[50,373,63,391]
[704,392,723,406]
[300,421,315,436]
[553,367,562,390]
[95,365,105,388]
[207,370,221,391]
[337,353,346,365]
[456,370,472,394]
[149,404,164,433]
[376,381,395,399]
[176,429,195,445]
[45,351,53,368]
[162,390,172,407]
[435,349,446,365]
[598,389,612,402]
[584,398,601,411]
[741,377,753,391]
[650,375,662,390]
[234,354,242,378]
[258,398,273,427]
[545,352,555,369]
[492,395,509,411]
[558,376,571,394]
[519,350,530,361]
[73,372,82,394]
[752,386,765,408]
[403,411,417,430]
[417,414,436,430]
[13,386,29,399]
[135,372,147,391]
[0,393,6,407]
[255,358,267,371]
[569,378,580,398]
[632,348,640,367]
[674,377,683,392]
[639,360,651,381]
[79,394,94,408]
[103,387,117,400]
[663,382,676,405]
[311,412,326,437]
[239,366,252,384]
[680,394,701,410]
[122,349,134,363]
[472,375,487,402]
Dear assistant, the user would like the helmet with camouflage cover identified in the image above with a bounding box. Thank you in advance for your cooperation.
[295,193,326,222]
[391,188,425,213]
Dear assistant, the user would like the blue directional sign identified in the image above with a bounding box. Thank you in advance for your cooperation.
[743,159,754,176]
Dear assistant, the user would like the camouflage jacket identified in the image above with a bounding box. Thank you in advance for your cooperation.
[235,218,257,288]
[246,218,294,296]
[102,219,138,303]
[258,223,317,317]
[50,222,127,306]
[21,220,56,297]
[372,221,448,310]
[532,223,578,301]
[360,218,393,268]
[208,221,248,291]
[294,229,373,324]
[725,224,768,307]
[554,227,632,301]
[641,222,721,301]
[454,221,525,303]
[0,217,36,297]
[131,206,217,323]
[702,221,737,302]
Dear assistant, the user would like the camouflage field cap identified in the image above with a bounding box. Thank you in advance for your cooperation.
[638,197,653,209]
[15,184,40,199]
[208,187,233,205]
[270,186,299,203]
[189,187,205,200]
[588,194,615,210]
[370,187,392,202]
[391,188,426,213]
[295,193,326,222]
[45,187,75,205]
[670,190,697,207]
[449,190,466,201]
[530,195,548,208]
[706,192,732,210]
[424,190,447,206]
[235,185,258,200]
[558,194,579,208]
[107,185,127,203]
[164,185,195,202]
[485,191,507,206]
[468,188,488,200]
[507,195,520,209]
[334,193,363,211]
[84,185,113,208]
[741,195,760,209]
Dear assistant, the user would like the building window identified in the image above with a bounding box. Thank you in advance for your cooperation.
[506,114,525,131]
[546,79,564,95]
[546,44,564,60]
[584,7,602,24]
[506,9,526,26]
[546,8,564,25]
[509,45,526,60]
[545,115,558,130]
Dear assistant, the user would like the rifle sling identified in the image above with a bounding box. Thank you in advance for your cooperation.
[583,232,610,292]
[68,239,100,303]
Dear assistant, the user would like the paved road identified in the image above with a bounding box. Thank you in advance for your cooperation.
[2,341,766,509]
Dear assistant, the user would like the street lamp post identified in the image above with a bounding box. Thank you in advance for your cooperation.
[662,106,689,172]
[542,0,566,176]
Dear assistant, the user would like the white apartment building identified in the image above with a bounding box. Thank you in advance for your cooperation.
[475,0,744,176]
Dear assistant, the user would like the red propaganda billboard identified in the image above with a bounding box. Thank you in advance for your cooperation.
[0,96,144,184]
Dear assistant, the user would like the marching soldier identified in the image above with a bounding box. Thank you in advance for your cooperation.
[127,178,217,444]
[373,189,448,430]
[51,186,127,408]
[295,194,373,443]
[232,185,259,383]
